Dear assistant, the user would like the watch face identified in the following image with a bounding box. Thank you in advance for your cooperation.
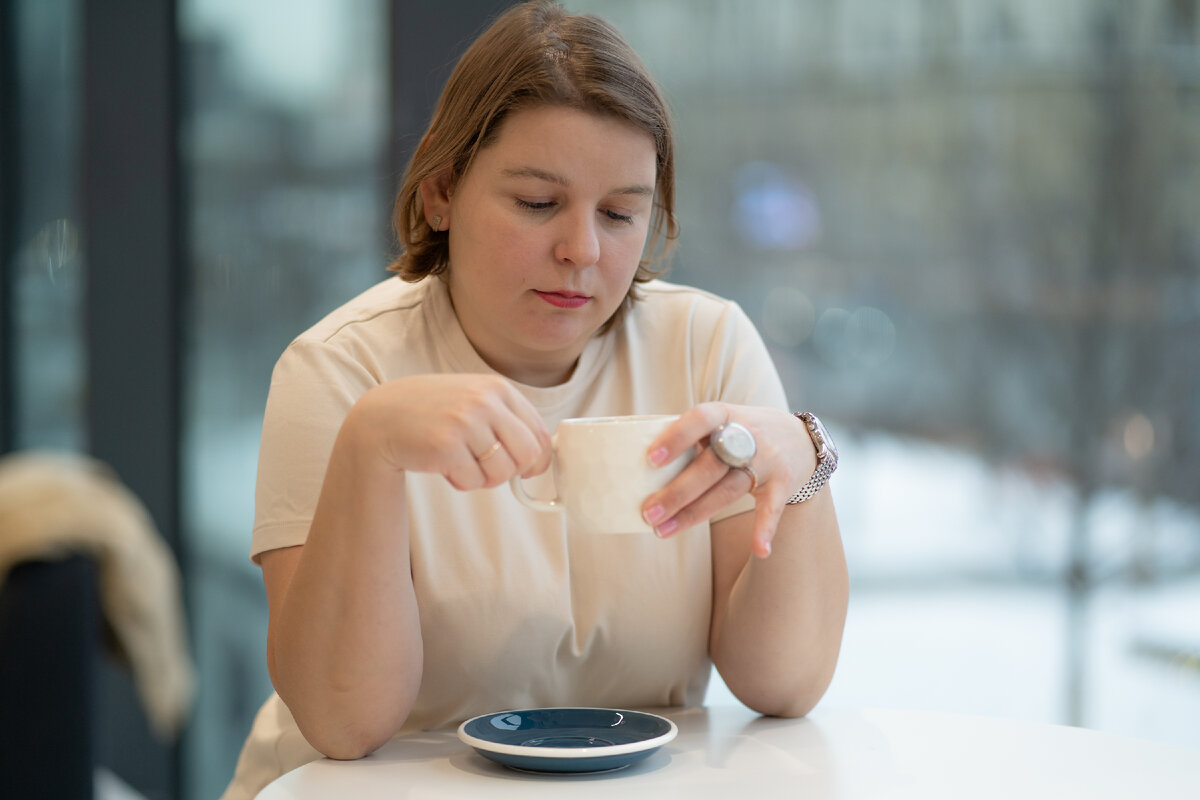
[804,413,837,462]
[712,422,756,467]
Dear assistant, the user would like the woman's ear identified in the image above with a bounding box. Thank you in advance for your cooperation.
[419,170,454,231]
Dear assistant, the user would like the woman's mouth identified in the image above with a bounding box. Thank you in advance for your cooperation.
[534,290,590,309]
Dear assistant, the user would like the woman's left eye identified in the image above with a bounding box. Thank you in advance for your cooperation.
[515,198,555,212]
[603,209,634,225]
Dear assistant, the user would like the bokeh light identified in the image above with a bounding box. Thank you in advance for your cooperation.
[733,161,822,251]
[812,304,896,367]
[1124,412,1155,461]
[761,286,817,347]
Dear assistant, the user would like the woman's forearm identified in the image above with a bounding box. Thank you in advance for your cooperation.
[710,490,848,717]
[267,407,425,760]
[262,374,551,758]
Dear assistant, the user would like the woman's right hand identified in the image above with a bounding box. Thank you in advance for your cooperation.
[350,373,553,490]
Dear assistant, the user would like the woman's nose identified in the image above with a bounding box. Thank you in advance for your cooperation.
[553,212,600,267]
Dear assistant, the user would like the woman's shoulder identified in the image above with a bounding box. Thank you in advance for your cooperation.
[634,279,754,333]
[297,275,432,347]
[270,276,441,384]
[639,278,736,305]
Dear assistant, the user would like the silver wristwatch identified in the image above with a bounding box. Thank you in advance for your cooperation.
[786,412,838,504]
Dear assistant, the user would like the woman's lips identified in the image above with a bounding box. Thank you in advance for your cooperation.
[534,290,590,309]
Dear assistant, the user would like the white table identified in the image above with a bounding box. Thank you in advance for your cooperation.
[258,704,1200,798]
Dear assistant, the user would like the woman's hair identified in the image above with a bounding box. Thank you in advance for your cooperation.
[388,0,678,326]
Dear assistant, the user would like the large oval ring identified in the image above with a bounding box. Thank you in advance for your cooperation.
[710,421,757,469]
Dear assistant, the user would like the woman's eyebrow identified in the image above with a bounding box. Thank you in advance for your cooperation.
[502,166,567,185]
[501,165,654,197]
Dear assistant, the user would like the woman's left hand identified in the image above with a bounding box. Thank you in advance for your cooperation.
[641,403,817,558]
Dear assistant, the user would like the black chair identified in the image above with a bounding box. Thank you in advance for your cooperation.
[0,555,100,800]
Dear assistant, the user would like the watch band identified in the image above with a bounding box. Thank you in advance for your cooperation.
[786,412,838,505]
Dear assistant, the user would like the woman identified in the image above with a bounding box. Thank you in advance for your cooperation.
[222,2,847,797]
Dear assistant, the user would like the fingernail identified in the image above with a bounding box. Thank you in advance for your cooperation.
[654,518,679,537]
[648,446,670,466]
[644,504,666,525]
[755,539,772,558]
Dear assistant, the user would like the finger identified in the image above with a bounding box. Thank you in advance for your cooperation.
[494,415,551,479]
[478,417,539,482]
[474,418,554,489]
[473,439,504,464]
[464,407,540,489]
[650,466,749,538]
[749,489,787,558]
[646,403,729,467]
[452,418,517,490]
[467,431,509,485]
[445,439,491,491]
[643,445,730,526]
[498,388,553,476]
[455,381,549,485]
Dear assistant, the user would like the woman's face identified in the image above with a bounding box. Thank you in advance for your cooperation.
[436,105,657,387]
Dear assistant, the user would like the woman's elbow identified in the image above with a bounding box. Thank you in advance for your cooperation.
[725,664,836,719]
[752,691,822,719]
[300,719,395,761]
[275,665,421,761]
[286,691,414,761]
[736,686,824,719]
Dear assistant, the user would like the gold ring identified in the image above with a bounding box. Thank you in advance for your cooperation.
[737,463,758,493]
[476,440,502,463]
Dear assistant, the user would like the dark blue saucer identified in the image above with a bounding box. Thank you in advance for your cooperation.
[457,708,677,773]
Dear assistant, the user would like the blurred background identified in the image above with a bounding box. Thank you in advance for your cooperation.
[3,0,1197,798]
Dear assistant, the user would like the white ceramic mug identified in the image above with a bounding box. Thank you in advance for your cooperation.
[509,415,694,534]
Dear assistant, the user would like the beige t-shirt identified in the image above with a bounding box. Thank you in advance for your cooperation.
[222,276,788,799]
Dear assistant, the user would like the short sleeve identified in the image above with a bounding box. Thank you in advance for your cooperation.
[250,338,378,562]
[698,300,789,411]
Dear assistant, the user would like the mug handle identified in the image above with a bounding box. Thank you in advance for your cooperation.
[509,473,562,513]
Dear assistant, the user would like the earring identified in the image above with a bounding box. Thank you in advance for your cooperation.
[431,216,442,232]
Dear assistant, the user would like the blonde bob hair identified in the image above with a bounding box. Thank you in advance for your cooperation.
[388,0,679,326]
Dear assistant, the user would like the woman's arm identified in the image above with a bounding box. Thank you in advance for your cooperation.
[708,488,847,716]
[261,375,550,759]
[261,409,422,760]
[642,403,848,716]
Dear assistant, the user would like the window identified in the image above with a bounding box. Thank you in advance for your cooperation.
[179,1,389,795]
[566,0,1200,746]
[8,0,84,452]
